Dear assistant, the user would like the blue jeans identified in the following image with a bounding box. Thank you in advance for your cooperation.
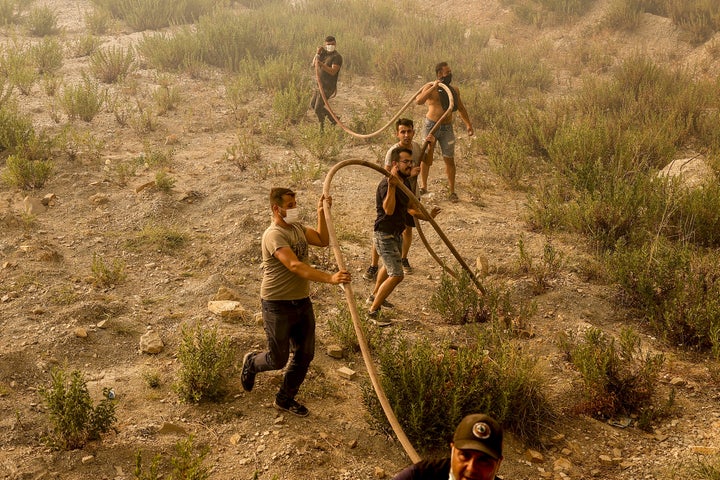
[373,231,404,277]
[252,298,316,402]
[423,118,456,158]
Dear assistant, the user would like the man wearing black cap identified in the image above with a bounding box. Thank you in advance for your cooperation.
[391,413,504,480]
[310,35,343,129]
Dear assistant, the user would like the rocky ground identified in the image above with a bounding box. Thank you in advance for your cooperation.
[1,1,720,479]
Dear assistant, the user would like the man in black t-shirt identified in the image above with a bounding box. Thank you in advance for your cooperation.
[367,147,440,326]
[391,414,504,480]
[310,35,343,129]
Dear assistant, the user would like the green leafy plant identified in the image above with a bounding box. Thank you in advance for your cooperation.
[61,76,106,121]
[517,235,564,294]
[1,154,53,189]
[174,324,233,403]
[365,331,555,449]
[154,83,181,115]
[154,171,175,193]
[84,6,111,35]
[298,123,345,163]
[91,253,127,287]
[26,5,60,36]
[70,34,102,58]
[30,37,63,75]
[90,45,135,83]
[170,435,210,480]
[38,368,117,449]
[560,327,665,422]
[130,224,187,253]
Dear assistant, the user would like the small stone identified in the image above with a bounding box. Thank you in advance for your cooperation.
[327,345,344,359]
[337,367,356,380]
[207,300,248,321]
[691,446,720,455]
[374,467,386,478]
[525,449,544,463]
[348,439,358,449]
[74,327,88,338]
[81,455,94,464]
[158,422,187,436]
[669,377,686,387]
[41,193,57,206]
[140,330,164,354]
[230,433,241,445]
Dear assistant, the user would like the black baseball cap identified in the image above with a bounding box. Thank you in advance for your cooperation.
[452,414,503,460]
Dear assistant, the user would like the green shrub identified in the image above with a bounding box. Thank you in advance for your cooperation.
[2,44,37,95]
[480,128,531,189]
[70,34,102,58]
[365,331,554,449]
[26,5,60,36]
[134,450,162,480]
[298,123,345,163]
[38,368,117,450]
[224,133,261,171]
[154,171,175,193]
[603,0,643,31]
[90,45,135,83]
[61,76,106,121]
[154,83,181,115]
[560,327,665,422]
[129,224,187,253]
[1,154,53,189]
[30,37,64,75]
[84,7,111,35]
[92,0,222,31]
[685,455,720,480]
[91,253,127,287]
[175,324,233,403]
[170,435,210,480]
[272,81,312,126]
[137,29,201,71]
[0,105,35,153]
[517,235,563,294]
[0,0,20,25]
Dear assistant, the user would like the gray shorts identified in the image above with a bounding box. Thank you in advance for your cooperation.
[423,118,455,159]
[373,231,403,277]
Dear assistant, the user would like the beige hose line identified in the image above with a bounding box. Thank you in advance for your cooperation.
[317,63,486,462]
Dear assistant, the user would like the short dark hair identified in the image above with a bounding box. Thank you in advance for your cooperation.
[390,146,413,164]
[395,118,414,131]
[325,35,336,43]
[269,187,295,208]
[435,61,448,75]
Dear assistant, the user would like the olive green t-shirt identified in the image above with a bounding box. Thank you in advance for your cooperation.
[260,222,310,301]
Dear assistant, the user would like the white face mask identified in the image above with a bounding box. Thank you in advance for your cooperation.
[283,207,300,224]
[324,44,336,53]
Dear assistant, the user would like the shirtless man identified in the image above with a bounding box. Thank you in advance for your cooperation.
[415,62,474,202]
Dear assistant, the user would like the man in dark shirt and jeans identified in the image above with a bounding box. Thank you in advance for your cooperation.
[391,413,504,480]
[367,147,440,326]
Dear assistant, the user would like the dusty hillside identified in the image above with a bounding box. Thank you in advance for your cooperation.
[1,1,719,479]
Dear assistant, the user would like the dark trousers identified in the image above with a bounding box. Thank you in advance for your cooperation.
[252,298,316,402]
[310,90,336,125]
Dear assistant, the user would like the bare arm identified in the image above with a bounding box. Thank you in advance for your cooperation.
[274,247,351,284]
[454,88,474,136]
[408,205,441,222]
[304,195,331,247]
[382,175,398,215]
[415,80,439,105]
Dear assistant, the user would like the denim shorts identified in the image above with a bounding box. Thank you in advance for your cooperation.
[423,118,455,159]
[373,231,403,277]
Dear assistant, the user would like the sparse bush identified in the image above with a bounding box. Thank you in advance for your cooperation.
[560,327,665,422]
[225,133,261,171]
[90,45,135,83]
[84,7,111,35]
[480,128,531,189]
[170,435,210,480]
[365,331,554,449]
[131,106,157,133]
[0,105,35,153]
[0,0,20,25]
[70,34,102,58]
[142,370,162,389]
[175,324,234,403]
[298,123,345,163]
[30,37,63,75]
[91,253,127,287]
[603,0,643,31]
[38,367,117,450]
[93,0,222,31]
[154,84,181,115]
[685,455,720,480]
[154,171,175,193]
[1,154,53,189]
[134,450,162,480]
[26,5,60,36]
[272,81,312,126]
[2,45,37,95]
[61,76,105,121]
[517,235,563,294]
[131,224,187,253]
[137,29,201,71]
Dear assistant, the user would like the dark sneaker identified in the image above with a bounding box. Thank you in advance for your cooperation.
[366,309,391,326]
[419,187,428,195]
[241,352,257,392]
[366,294,394,309]
[363,265,378,281]
[274,398,309,417]
[401,258,413,275]
[448,192,459,203]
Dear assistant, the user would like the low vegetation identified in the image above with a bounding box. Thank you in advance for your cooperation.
[174,324,233,403]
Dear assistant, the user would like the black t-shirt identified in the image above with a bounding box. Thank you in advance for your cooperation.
[374,176,411,236]
[317,51,342,95]
[392,458,501,480]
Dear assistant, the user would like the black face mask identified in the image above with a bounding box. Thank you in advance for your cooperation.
[441,73,453,85]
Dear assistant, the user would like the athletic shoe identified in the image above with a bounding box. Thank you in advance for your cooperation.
[418,187,428,195]
[363,265,378,281]
[366,294,394,309]
[448,192,459,203]
[401,258,413,275]
[274,398,309,417]
[240,351,257,392]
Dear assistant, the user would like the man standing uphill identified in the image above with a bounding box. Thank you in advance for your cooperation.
[310,35,343,129]
[368,147,441,326]
[415,61,474,202]
[391,413,504,480]
[241,188,351,417]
